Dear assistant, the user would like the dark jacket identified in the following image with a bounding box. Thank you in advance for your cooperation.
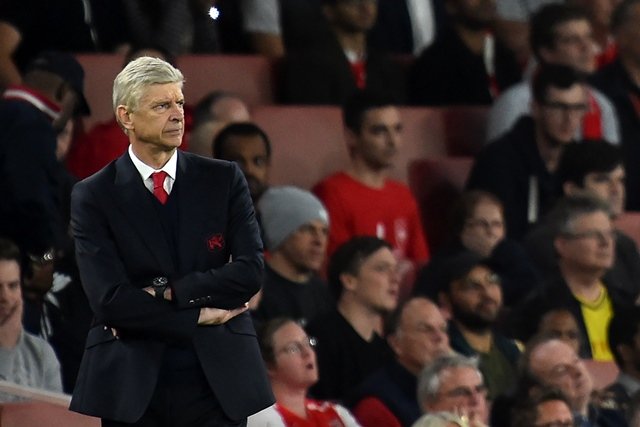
[466,116,561,240]
[409,27,520,106]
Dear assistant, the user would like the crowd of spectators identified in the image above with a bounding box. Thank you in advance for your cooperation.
[3,1,640,427]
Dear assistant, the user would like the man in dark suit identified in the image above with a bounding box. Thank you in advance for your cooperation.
[69,56,274,426]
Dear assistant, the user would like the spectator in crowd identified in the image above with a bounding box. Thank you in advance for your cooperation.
[306,236,399,403]
[466,64,589,239]
[248,317,361,426]
[0,51,88,275]
[281,0,404,105]
[435,250,520,399]
[313,90,429,285]
[350,297,452,427]
[513,195,633,360]
[253,186,333,325]
[414,191,540,307]
[536,308,582,355]
[606,306,640,414]
[523,140,640,298]
[414,355,490,427]
[494,0,619,70]
[487,3,620,144]
[503,336,627,427]
[411,412,469,427]
[213,122,271,204]
[65,47,192,180]
[188,91,251,158]
[592,0,640,210]
[0,238,62,401]
[20,118,93,393]
[409,0,521,106]
[237,0,331,58]
[510,388,575,427]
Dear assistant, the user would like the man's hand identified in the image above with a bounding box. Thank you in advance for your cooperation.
[142,286,172,300]
[198,304,249,326]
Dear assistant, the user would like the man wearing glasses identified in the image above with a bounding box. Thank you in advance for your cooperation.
[513,195,634,361]
[414,355,489,427]
[515,337,626,427]
[467,63,589,239]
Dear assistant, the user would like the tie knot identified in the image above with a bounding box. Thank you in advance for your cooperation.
[152,171,168,189]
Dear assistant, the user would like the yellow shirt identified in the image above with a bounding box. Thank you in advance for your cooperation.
[575,284,614,361]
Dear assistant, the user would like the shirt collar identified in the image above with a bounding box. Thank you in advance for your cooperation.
[2,85,61,122]
[128,145,178,181]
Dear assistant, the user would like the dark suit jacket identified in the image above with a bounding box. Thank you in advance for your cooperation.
[69,151,274,423]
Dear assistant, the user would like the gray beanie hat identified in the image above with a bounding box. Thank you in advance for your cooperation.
[257,186,329,251]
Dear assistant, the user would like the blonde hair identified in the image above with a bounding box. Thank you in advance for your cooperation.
[112,56,184,115]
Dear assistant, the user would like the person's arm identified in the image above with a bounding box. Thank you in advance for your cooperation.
[171,162,264,310]
[0,21,21,88]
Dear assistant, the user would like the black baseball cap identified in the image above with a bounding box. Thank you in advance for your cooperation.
[26,50,91,116]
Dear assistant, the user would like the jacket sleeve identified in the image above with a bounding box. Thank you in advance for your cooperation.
[171,163,264,310]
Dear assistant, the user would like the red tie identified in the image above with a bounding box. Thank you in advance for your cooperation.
[152,171,169,204]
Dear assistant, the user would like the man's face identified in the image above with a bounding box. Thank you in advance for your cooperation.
[616,3,640,63]
[443,265,502,332]
[343,247,400,314]
[533,84,589,147]
[121,82,185,152]
[269,321,318,388]
[324,0,378,33]
[581,165,626,217]
[460,200,506,257]
[220,135,270,201]
[0,260,22,326]
[277,219,328,274]
[529,339,593,409]
[389,298,451,375]
[351,106,403,171]
[447,0,496,30]
[555,211,615,273]
[535,399,574,427]
[538,309,581,355]
[541,19,596,74]
[426,366,489,423]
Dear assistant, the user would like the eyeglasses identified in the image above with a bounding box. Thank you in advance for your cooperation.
[561,229,615,243]
[542,101,589,114]
[276,337,317,356]
[464,218,504,230]
[441,384,488,400]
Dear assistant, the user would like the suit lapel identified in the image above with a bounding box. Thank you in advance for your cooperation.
[111,154,176,272]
